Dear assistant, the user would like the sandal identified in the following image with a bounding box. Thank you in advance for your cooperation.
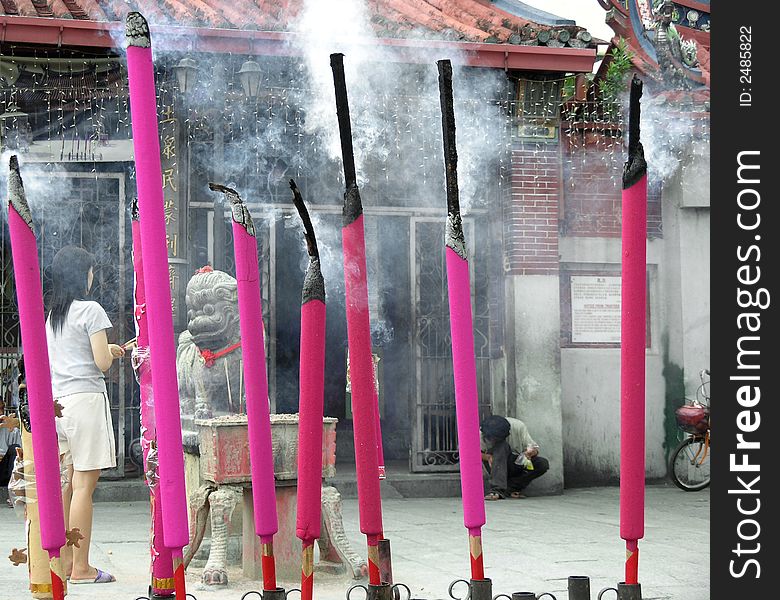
[509,492,527,499]
[484,491,503,501]
[70,568,115,584]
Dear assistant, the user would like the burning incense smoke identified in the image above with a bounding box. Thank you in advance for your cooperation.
[438,59,488,587]
[620,75,648,587]
[209,182,280,593]
[6,156,67,600]
[331,52,387,587]
[291,179,327,600]
[125,12,189,597]
[130,199,175,597]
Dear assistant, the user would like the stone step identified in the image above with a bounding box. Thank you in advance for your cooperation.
[93,477,150,503]
[327,470,462,499]
[91,463,464,503]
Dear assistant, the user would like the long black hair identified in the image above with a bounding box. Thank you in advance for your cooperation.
[48,245,96,335]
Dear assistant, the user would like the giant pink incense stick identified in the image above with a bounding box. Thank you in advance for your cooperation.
[373,382,385,480]
[131,199,175,598]
[6,156,66,600]
[437,60,487,585]
[290,180,327,600]
[209,183,280,593]
[125,12,189,597]
[330,53,387,587]
[620,75,647,587]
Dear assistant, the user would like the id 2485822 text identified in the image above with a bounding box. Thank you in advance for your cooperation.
[739,26,752,107]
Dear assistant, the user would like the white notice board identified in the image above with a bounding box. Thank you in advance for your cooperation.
[570,275,622,344]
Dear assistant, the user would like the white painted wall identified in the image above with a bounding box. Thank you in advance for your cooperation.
[678,146,711,397]
[502,153,710,488]
[508,275,564,494]
[679,209,710,394]
[558,237,668,484]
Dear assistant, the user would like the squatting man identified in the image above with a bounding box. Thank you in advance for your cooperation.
[480,414,549,500]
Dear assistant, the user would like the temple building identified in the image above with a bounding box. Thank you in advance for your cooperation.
[1,0,708,493]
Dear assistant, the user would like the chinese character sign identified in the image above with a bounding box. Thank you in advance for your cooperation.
[159,97,180,319]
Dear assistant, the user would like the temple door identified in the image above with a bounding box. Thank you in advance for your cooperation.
[0,170,132,478]
[409,217,493,472]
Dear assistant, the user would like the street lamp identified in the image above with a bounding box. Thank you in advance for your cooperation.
[237,60,263,99]
[0,104,31,153]
[173,57,199,95]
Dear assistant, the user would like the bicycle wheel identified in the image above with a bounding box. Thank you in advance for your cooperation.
[669,435,710,491]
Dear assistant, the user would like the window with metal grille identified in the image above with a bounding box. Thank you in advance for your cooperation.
[514,76,563,141]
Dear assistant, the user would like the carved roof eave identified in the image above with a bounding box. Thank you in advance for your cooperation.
[603,6,708,89]
[675,24,710,49]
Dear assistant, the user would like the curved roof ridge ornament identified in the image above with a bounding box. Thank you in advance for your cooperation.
[629,0,658,62]
[653,0,700,89]
[599,0,709,90]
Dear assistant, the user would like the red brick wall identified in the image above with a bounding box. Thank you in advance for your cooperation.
[504,143,561,275]
[502,134,664,276]
[561,130,662,238]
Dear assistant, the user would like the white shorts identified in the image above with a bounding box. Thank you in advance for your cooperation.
[56,392,117,472]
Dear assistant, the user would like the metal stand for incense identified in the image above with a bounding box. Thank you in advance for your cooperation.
[241,588,300,600]
[494,593,557,600]
[345,541,412,600]
[134,591,197,600]
[448,578,494,600]
[597,583,643,600]
[347,582,411,600]
[445,574,641,600]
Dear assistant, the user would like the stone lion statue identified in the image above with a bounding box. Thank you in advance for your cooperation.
[177,266,244,419]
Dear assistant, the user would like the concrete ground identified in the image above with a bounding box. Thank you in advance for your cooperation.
[0,483,709,600]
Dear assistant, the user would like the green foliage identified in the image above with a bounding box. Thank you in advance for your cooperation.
[601,39,634,117]
[562,75,576,101]
[668,23,680,42]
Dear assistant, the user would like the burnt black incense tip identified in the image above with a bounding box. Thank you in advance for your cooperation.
[208,181,256,237]
[302,257,326,305]
[437,59,453,79]
[446,212,468,260]
[628,75,643,152]
[7,155,33,230]
[290,179,319,259]
[131,197,139,221]
[623,75,647,189]
[630,74,643,95]
[126,12,151,48]
[330,53,358,189]
[342,186,363,227]
[437,58,460,218]
[208,181,240,200]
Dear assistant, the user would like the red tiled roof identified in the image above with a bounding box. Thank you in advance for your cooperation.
[1,0,593,45]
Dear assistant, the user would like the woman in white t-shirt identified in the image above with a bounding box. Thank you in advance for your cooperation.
[46,246,125,584]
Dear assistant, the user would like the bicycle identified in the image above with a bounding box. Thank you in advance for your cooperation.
[668,369,710,491]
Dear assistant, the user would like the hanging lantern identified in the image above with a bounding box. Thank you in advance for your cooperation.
[173,57,198,95]
[0,104,31,153]
[238,60,263,99]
